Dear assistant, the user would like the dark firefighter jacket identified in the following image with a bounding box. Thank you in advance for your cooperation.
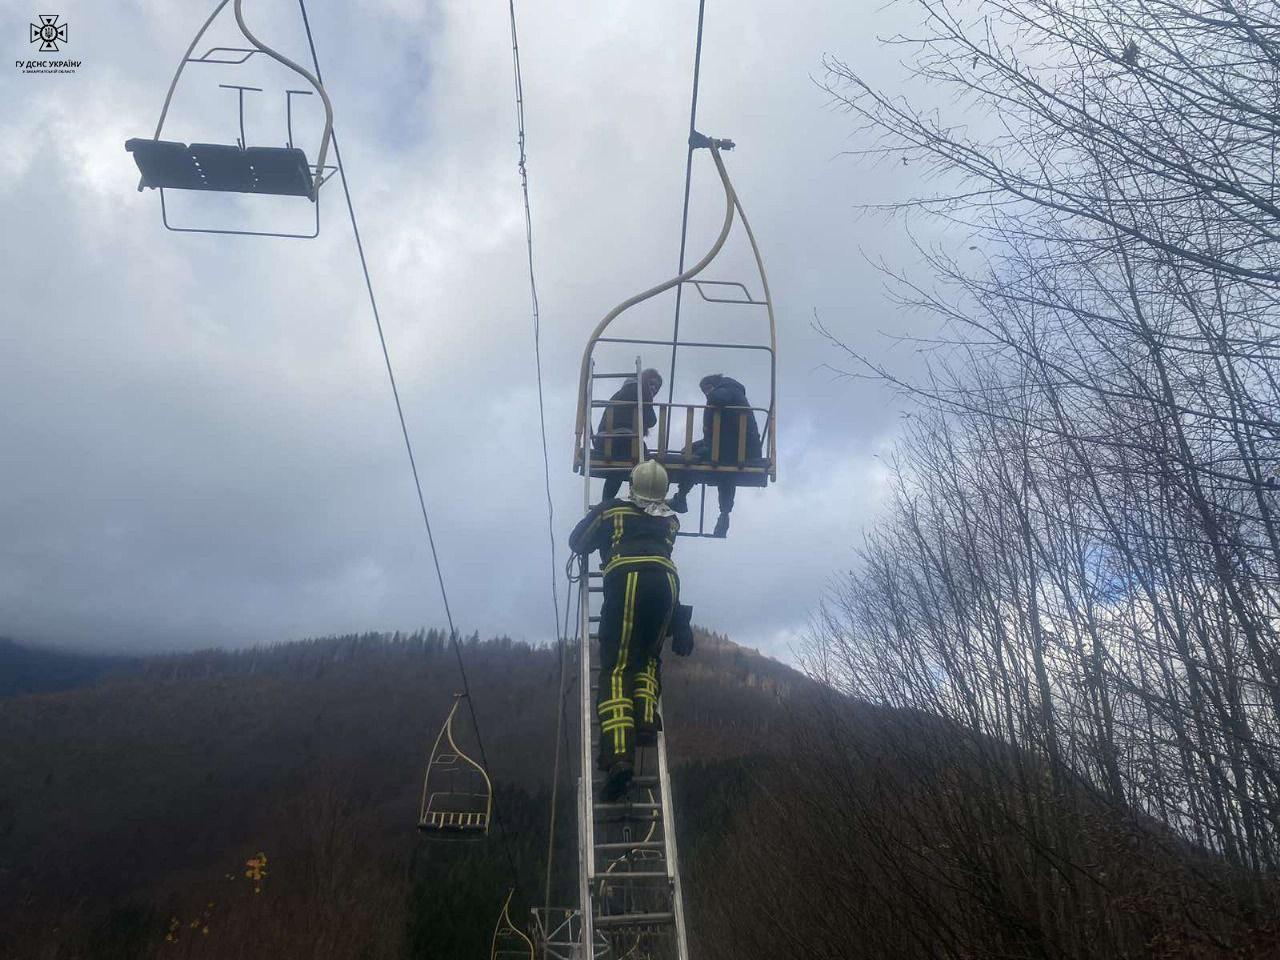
[701,376,763,463]
[594,380,657,460]
[569,499,679,577]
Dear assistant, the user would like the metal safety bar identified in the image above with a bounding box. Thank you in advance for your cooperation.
[586,398,771,468]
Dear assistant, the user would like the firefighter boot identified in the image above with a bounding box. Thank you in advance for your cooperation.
[603,760,634,802]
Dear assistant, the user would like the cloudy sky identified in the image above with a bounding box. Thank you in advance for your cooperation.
[1,0,942,657]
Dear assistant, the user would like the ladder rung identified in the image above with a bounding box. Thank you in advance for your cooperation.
[598,871,670,882]
[591,372,638,379]
[594,811,665,824]
[588,571,603,578]
[593,912,675,929]
[592,775,659,788]
[595,840,665,852]
[595,802,661,812]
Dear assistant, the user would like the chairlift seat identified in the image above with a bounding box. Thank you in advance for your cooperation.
[126,138,314,197]
[418,809,491,834]
[579,452,772,489]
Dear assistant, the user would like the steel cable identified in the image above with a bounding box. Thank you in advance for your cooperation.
[295,0,519,883]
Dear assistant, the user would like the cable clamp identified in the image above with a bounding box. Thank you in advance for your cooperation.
[689,131,735,151]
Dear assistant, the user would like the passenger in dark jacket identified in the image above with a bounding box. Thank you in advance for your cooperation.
[594,368,663,501]
[669,374,761,538]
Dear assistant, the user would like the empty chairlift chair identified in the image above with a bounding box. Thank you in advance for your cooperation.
[418,695,493,837]
[490,890,536,960]
[124,0,337,237]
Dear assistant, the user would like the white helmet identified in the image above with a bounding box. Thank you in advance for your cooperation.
[629,460,669,503]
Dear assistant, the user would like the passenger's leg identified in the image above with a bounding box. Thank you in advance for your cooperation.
[718,479,736,514]
[669,480,692,513]
[714,480,734,537]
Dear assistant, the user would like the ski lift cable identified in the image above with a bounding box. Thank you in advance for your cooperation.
[664,0,709,408]
[502,0,574,916]
[292,0,520,881]
[507,0,561,647]
[542,572,577,914]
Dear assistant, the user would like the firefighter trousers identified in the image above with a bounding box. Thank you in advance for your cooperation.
[596,565,678,768]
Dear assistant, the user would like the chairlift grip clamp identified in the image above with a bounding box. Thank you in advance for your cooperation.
[689,131,735,151]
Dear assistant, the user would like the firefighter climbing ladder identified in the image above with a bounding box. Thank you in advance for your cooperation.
[575,543,690,960]
[566,130,776,958]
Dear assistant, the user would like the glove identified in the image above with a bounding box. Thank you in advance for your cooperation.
[670,603,694,657]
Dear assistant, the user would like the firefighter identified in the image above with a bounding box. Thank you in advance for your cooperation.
[669,374,762,537]
[569,459,681,800]
[594,368,663,501]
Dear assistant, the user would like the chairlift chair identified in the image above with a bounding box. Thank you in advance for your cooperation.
[418,695,493,838]
[490,889,535,960]
[125,0,337,237]
[574,134,778,538]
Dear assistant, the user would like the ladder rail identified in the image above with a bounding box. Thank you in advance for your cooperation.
[579,361,598,956]
[576,354,690,960]
[657,727,690,957]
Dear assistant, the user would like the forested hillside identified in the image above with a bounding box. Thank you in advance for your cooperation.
[0,638,139,698]
[0,632,797,959]
[3,629,1278,958]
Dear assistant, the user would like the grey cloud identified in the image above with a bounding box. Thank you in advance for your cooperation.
[2,0,933,658]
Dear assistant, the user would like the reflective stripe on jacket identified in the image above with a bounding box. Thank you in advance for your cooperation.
[569,500,679,576]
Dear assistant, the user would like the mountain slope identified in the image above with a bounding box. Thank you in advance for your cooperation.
[0,631,803,959]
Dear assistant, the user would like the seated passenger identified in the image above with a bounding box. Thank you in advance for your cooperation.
[669,374,761,537]
[594,368,663,501]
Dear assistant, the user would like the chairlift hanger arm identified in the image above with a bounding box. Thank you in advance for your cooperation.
[491,889,535,960]
[727,166,778,479]
[574,139,737,443]
[232,0,333,189]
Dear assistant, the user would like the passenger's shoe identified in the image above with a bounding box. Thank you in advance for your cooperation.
[669,491,689,514]
[713,513,730,538]
[602,761,634,801]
